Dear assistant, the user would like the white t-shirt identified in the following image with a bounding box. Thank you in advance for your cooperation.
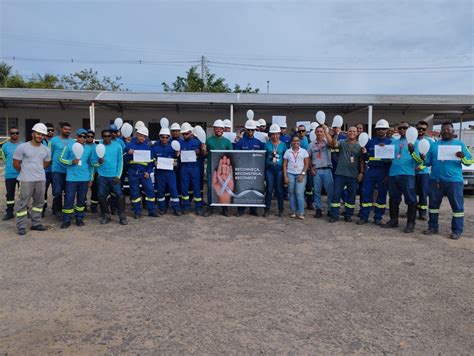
[284,148,309,174]
[13,142,51,182]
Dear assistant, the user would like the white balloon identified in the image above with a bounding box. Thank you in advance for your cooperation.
[121,123,133,138]
[309,130,316,143]
[315,111,326,125]
[332,115,344,128]
[114,117,123,129]
[193,125,206,144]
[418,138,431,155]
[72,142,84,159]
[135,121,145,129]
[95,143,106,158]
[171,140,181,151]
[246,109,254,120]
[406,127,418,144]
[160,117,169,129]
[358,132,369,147]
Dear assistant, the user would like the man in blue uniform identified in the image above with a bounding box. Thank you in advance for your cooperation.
[358,119,392,225]
[382,121,423,233]
[179,122,206,215]
[1,127,23,220]
[153,127,181,216]
[235,119,265,217]
[42,123,55,216]
[49,122,72,219]
[414,120,434,221]
[108,123,125,214]
[95,129,127,225]
[85,129,99,213]
[423,122,473,240]
[124,126,158,219]
[59,129,95,228]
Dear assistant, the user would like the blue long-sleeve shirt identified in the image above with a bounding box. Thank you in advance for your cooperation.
[235,134,265,151]
[1,140,23,179]
[364,137,392,170]
[388,137,422,177]
[95,141,123,178]
[415,136,435,175]
[49,136,73,173]
[424,139,473,183]
[59,142,95,182]
[179,137,202,166]
[124,138,155,174]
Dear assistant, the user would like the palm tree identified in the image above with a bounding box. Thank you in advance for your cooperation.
[0,62,13,88]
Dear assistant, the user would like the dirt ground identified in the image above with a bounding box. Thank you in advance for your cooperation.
[0,182,473,354]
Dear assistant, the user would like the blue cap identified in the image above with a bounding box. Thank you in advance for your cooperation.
[87,129,95,135]
[76,128,87,136]
[109,124,118,131]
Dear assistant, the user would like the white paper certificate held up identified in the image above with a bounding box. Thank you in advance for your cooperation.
[223,132,237,143]
[180,150,197,163]
[156,157,174,170]
[133,150,151,162]
[438,145,461,161]
[374,144,395,159]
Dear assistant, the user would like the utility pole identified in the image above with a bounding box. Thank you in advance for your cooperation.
[267,80,270,94]
[201,55,206,81]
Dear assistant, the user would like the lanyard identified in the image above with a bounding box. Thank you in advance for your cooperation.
[291,149,300,162]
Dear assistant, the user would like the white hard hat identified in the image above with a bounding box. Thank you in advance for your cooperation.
[244,120,257,130]
[375,119,390,129]
[269,124,281,134]
[258,118,266,127]
[180,122,192,133]
[159,127,171,136]
[136,126,149,137]
[213,119,225,128]
[32,123,48,135]
[170,123,181,131]
[310,122,318,131]
[223,119,232,128]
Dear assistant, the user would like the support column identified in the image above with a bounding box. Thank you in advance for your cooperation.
[230,104,234,131]
[89,102,96,133]
[368,105,373,137]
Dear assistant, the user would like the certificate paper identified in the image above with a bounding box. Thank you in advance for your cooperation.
[180,150,197,163]
[438,145,461,161]
[156,157,174,170]
[223,132,237,143]
[272,115,287,127]
[255,132,268,143]
[374,145,395,159]
[133,150,151,162]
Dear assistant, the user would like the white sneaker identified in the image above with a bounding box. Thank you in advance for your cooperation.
[297,214,305,220]
[290,213,296,218]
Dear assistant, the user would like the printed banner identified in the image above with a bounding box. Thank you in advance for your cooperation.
[210,150,266,207]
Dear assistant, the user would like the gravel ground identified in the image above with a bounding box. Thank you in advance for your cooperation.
[0,184,473,354]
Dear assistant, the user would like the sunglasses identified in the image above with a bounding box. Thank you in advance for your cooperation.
[298,130,306,133]
[102,135,112,138]
[47,129,55,132]
[247,129,255,132]
[161,136,170,139]
[398,126,409,130]
[375,128,387,131]
[86,135,95,138]
[10,132,20,135]
[78,135,87,138]
[417,127,427,131]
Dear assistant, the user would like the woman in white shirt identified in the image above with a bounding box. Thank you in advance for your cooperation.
[283,136,310,219]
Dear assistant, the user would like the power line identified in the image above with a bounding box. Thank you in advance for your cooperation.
[0,56,199,66]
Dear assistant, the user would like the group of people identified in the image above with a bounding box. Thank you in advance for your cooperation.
[1,116,472,240]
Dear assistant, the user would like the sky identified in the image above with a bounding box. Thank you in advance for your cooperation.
[0,0,473,94]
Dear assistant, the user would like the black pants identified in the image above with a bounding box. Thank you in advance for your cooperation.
[5,178,18,215]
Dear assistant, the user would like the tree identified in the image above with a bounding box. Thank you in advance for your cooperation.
[0,62,13,88]
[162,66,259,93]
[60,68,125,91]
[29,73,63,89]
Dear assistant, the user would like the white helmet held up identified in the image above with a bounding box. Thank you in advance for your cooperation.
[32,123,48,135]
[180,122,192,133]
[213,119,225,128]
[136,126,149,136]
[269,124,281,134]
[258,118,266,127]
[159,127,171,136]
[170,123,181,131]
[375,119,390,129]
[244,120,257,130]
[223,119,232,128]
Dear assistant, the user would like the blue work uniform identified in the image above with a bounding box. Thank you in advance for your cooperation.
[95,141,124,201]
[59,142,95,223]
[49,136,72,215]
[359,137,392,222]
[124,138,157,216]
[1,140,23,216]
[424,139,473,235]
[153,141,180,213]
[179,137,203,212]
[415,136,434,217]
[235,134,265,215]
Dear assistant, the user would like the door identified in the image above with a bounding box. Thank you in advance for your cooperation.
[25,119,40,141]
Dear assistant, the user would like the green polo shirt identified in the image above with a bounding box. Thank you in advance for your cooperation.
[206,135,233,173]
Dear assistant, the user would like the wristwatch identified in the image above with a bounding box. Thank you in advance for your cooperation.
[301,171,306,175]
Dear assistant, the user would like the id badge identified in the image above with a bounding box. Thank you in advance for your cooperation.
[78,160,82,166]
[350,156,354,163]
[397,154,401,159]
[293,163,298,169]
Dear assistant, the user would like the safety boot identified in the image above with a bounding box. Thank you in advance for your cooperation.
[117,196,128,225]
[382,200,399,228]
[99,197,111,224]
[404,204,417,233]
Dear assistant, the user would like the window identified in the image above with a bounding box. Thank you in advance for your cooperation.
[0,118,19,136]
